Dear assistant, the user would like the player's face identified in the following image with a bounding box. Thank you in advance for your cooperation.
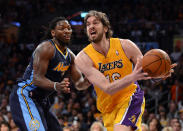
[86,16,107,43]
[52,20,72,45]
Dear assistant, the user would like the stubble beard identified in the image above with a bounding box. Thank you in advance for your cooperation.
[88,32,103,43]
[57,38,70,47]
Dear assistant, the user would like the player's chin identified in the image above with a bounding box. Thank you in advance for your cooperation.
[63,39,70,44]
[90,37,100,43]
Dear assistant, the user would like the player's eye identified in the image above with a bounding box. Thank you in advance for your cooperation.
[57,28,64,30]
[93,21,98,25]
[86,22,90,27]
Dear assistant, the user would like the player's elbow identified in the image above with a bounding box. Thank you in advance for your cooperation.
[75,83,83,90]
[75,86,87,91]
[97,84,115,95]
[75,87,82,91]
[103,86,114,95]
[74,82,88,91]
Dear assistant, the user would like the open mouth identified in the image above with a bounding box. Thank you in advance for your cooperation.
[64,35,71,40]
[90,31,97,37]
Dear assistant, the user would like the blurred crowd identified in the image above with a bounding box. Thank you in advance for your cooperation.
[0,0,183,130]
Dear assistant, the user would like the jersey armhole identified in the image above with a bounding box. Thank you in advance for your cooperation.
[119,39,131,62]
[49,39,56,60]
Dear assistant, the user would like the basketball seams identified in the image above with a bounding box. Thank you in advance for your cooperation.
[143,59,162,76]
[142,49,171,77]
[143,54,161,68]
[143,59,161,69]
[152,59,162,76]
[158,51,171,75]
[144,57,167,76]
[143,53,165,76]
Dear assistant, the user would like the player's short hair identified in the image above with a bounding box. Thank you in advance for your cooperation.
[42,17,67,40]
[49,17,66,30]
[84,10,113,38]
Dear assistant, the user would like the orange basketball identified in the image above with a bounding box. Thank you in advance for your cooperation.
[142,49,171,77]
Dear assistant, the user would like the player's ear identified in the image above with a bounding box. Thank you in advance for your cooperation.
[51,30,55,37]
[104,26,108,33]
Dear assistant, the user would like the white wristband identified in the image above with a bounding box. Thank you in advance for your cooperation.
[54,82,57,91]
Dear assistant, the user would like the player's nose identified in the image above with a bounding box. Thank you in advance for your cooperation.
[64,28,72,33]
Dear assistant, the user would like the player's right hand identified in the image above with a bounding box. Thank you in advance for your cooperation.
[132,58,152,81]
[56,78,70,93]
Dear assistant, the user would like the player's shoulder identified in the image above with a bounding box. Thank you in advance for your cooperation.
[34,40,55,57]
[75,50,93,69]
[76,50,92,62]
[119,38,138,49]
[119,38,135,45]
[36,40,53,49]
[75,50,86,60]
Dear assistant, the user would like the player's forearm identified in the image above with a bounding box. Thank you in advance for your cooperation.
[33,75,54,90]
[104,74,134,95]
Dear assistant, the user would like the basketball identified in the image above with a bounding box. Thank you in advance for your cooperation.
[142,49,171,77]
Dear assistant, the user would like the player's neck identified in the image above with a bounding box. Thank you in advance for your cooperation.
[92,38,110,57]
[52,38,67,53]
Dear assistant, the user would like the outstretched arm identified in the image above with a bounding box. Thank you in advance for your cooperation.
[75,50,151,95]
[120,39,177,87]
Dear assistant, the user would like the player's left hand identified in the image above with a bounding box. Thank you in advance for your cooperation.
[160,63,177,80]
[56,78,70,93]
